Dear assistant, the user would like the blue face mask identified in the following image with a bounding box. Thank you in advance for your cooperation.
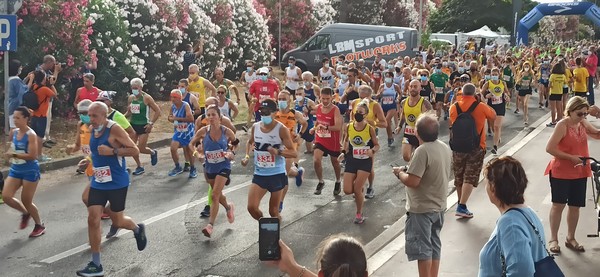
[132,89,140,96]
[485,75,491,80]
[278,100,288,110]
[341,74,348,80]
[458,67,465,73]
[247,67,252,72]
[261,115,273,125]
[420,76,428,81]
[79,114,90,124]
[435,69,442,74]
[180,88,186,94]
[491,75,499,81]
[384,77,392,83]
[289,63,294,68]
[260,75,268,82]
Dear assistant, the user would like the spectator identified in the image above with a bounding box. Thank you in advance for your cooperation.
[73,73,102,108]
[584,46,597,105]
[36,55,62,148]
[449,83,496,218]
[272,234,368,277]
[28,70,57,162]
[479,156,550,276]
[182,39,204,77]
[68,49,98,108]
[393,111,452,277]
[7,59,28,129]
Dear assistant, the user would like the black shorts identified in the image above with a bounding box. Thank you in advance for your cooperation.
[506,82,514,89]
[490,103,506,116]
[30,116,47,138]
[87,187,128,212]
[131,124,147,135]
[314,142,340,157]
[300,129,315,142]
[252,173,288,193]
[245,92,251,103]
[206,168,231,183]
[518,89,532,97]
[403,134,419,148]
[435,93,445,103]
[549,94,562,101]
[574,91,587,98]
[344,157,373,173]
[549,174,587,207]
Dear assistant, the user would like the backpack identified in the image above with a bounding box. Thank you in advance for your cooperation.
[449,102,480,153]
[22,87,41,111]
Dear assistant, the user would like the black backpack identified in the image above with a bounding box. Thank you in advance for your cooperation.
[449,102,480,153]
[22,87,41,111]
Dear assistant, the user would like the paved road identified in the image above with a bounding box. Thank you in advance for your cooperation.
[0,95,551,277]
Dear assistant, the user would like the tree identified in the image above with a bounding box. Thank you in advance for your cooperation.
[230,0,273,71]
[332,0,385,25]
[312,0,335,29]
[382,0,419,28]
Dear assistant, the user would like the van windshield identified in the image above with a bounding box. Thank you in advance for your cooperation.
[305,34,330,51]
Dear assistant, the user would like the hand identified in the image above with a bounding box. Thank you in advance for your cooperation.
[570,155,583,167]
[267,146,278,157]
[4,152,14,159]
[309,128,315,135]
[97,145,114,156]
[485,94,492,99]
[337,153,345,162]
[241,156,249,167]
[392,166,404,179]
[224,151,235,161]
[367,149,374,158]
[77,159,90,171]
[265,240,300,275]
[394,126,402,134]
[302,107,308,114]
[251,98,258,104]
[144,124,153,133]
[168,114,174,122]
[66,145,75,155]
[54,64,62,73]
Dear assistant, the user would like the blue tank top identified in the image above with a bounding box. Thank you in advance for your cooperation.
[183,93,195,112]
[90,121,129,190]
[172,102,195,139]
[203,126,231,173]
[294,98,314,130]
[10,128,39,171]
[380,83,398,109]
[253,122,286,176]
[304,86,316,101]
[337,80,350,114]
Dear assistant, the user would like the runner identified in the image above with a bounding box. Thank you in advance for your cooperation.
[189,105,237,238]
[516,62,535,125]
[340,100,380,224]
[213,67,240,104]
[125,78,161,175]
[76,102,147,277]
[547,63,567,126]
[241,99,297,220]
[167,90,197,178]
[318,58,336,89]
[96,91,135,139]
[502,57,516,109]
[284,56,303,99]
[418,69,435,103]
[538,57,552,109]
[2,106,45,238]
[311,88,343,196]
[188,63,217,117]
[397,80,433,162]
[67,100,96,205]
[294,88,317,154]
[573,57,590,100]
[371,54,385,91]
[249,67,279,123]
[73,73,101,107]
[216,85,239,120]
[377,72,401,147]
[240,60,258,130]
[430,65,449,119]
[179,78,202,172]
[482,68,510,154]
[301,71,320,102]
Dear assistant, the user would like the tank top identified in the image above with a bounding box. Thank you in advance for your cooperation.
[304,84,316,101]
[274,110,297,134]
[189,77,207,108]
[502,66,513,83]
[10,128,38,170]
[403,97,425,136]
[380,83,398,108]
[253,122,286,176]
[294,98,314,129]
[285,67,300,90]
[90,121,129,190]
[420,81,433,101]
[203,125,231,174]
[245,71,257,89]
[545,123,591,179]
[183,92,195,113]
[519,73,532,89]
[314,105,341,151]
[372,62,383,81]
[320,68,334,88]
[130,95,149,125]
[172,102,195,139]
[487,80,505,106]
[393,72,402,85]
[218,100,231,119]
[347,122,373,160]
[540,65,551,81]
[79,124,94,176]
[80,86,99,102]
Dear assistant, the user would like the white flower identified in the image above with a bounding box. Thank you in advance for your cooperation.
[109,40,115,46]
[116,46,123,53]
[131,44,140,53]
[115,37,122,43]
[122,77,129,83]
[124,58,130,65]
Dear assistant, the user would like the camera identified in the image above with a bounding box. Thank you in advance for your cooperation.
[57,62,67,68]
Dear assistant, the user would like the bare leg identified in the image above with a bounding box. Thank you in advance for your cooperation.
[459,183,475,205]
[566,206,580,241]
[20,180,42,225]
[2,177,27,214]
[313,149,324,181]
[353,170,370,214]
[549,203,565,242]
[247,184,268,220]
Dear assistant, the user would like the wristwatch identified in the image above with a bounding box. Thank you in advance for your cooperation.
[113,148,119,156]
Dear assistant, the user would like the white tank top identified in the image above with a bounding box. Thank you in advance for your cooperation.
[244,71,257,89]
[320,68,334,88]
[219,100,230,118]
[286,67,300,90]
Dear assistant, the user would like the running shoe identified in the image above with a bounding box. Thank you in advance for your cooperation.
[354,213,365,224]
[202,224,213,238]
[200,205,210,218]
[545,100,548,108]
[491,145,498,155]
[514,109,520,114]
[132,167,145,176]
[42,141,54,148]
[279,201,284,213]
[134,223,147,251]
[295,167,304,187]
[189,168,198,179]
[387,138,394,147]
[333,181,341,196]
[242,125,249,132]
[539,103,544,109]
[45,139,57,146]
[365,187,375,199]
[100,213,110,220]
[105,225,119,239]
[29,224,46,237]
[76,261,104,277]
[168,166,183,177]
[150,149,158,166]
[314,182,325,195]
[183,162,190,172]
[456,205,474,218]
[546,122,556,127]
[20,213,30,230]
[226,203,235,224]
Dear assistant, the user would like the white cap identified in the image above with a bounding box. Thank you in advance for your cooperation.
[77,99,93,112]
[394,61,403,68]
[257,67,269,74]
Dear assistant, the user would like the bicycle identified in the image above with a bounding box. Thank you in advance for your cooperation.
[579,157,600,237]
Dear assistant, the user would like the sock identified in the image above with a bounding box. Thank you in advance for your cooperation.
[92,252,101,267]
[175,162,180,168]
[133,225,140,235]
[207,186,213,206]
[190,166,196,171]
[335,179,340,183]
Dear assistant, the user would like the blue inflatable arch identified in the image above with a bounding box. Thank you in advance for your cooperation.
[517,1,600,45]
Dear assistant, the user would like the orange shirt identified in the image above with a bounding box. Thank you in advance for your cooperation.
[32,85,56,117]
[449,95,496,149]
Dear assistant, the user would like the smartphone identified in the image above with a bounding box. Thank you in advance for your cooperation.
[259,217,280,261]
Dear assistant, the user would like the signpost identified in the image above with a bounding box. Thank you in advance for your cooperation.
[1,0,20,136]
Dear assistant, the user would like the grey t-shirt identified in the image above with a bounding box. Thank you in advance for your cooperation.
[406,140,453,213]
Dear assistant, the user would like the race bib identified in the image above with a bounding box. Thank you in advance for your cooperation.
[491,95,502,105]
[10,143,26,165]
[206,149,226,164]
[316,127,331,138]
[81,145,91,155]
[521,80,530,87]
[93,166,112,183]
[352,146,370,159]
[542,74,549,80]
[435,87,443,94]
[176,122,188,132]
[503,75,511,82]
[404,126,416,135]
[563,84,569,88]
[255,151,275,168]
[382,96,394,105]
[130,104,141,114]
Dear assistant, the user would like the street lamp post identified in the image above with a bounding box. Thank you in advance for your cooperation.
[278,1,282,65]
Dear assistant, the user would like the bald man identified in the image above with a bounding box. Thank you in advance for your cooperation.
[397,80,433,162]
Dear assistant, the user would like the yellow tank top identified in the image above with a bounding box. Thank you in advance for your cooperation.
[403,97,424,136]
[471,74,480,85]
[348,122,372,160]
[351,99,378,125]
[79,124,93,177]
[488,80,504,97]
[189,77,206,108]
[274,110,297,133]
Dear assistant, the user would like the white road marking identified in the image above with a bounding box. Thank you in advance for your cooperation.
[37,180,253,265]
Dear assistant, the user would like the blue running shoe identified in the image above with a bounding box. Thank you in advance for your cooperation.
[105,225,119,239]
[76,261,104,277]
[295,167,304,187]
[189,168,198,179]
[279,201,284,213]
[134,223,147,251]
[455,205,474,218]
[200,205,210,218]
[150,149,158,166]
[132,167,145,176]
[168,166,183,177]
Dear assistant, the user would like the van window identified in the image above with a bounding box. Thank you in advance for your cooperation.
[306,34,330,51]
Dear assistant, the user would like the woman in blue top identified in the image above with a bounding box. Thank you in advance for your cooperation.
[479,156,549,277]
[190,105,237,238]
[2,106,45,237]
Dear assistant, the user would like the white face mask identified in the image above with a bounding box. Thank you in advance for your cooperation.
[296,96,304,102]
[94,124,104,133]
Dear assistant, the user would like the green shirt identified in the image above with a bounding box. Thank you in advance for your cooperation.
[430,73,448,90]
[129,95,149,125]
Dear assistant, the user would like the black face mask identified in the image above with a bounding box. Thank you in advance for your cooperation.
[395,68,401,73]
[354,113,364,122]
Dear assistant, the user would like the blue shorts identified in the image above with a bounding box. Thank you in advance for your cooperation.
[30,116,47,138]
[382,104,397,113]
[8,168,41,182]
[172,132,192,146]
[252,173,288,193]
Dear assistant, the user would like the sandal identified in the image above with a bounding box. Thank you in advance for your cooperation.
[565,237,585,252]
[548,240,561,253]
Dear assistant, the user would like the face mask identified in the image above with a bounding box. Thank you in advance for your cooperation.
[94,124,104,133]
[354,113,364,122]
[442,62,448,67]
[304,81,312,87]
[466,60,471,64]
[323,63,329,68]
[190,73,198,78]
[384,77,392,83]
[420,76,428,81]
[337,72,342,78]
[458,67,465,73]
[395,67,401,73]
[278,100,288,110]
[341,74,348,80]
[337,61,343,65]
[289,63,294,68]
[435,69,442,74]
[180,88,186,94]
[387,65,393,69]
[544,61,549,64]
[261,115,273,125]
[485,75,491,80]
[491,76,499,81]
[260,75,268,81]
[296,96,304,102]
[246,67,252,72]
[524,67,530,71]
[132,89,140,96]
[79,114,90,124]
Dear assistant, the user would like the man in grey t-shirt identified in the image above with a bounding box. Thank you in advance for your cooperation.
[393,111,452,277]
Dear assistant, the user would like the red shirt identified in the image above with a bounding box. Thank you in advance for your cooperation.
[249,79,279,112]
[586,53,598,76]
[314,105,340,152]
[545,123,591,179]
[79,86,99,102]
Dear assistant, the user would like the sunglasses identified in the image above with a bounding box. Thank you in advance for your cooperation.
[576,112,589,117]
[217,91,226,94]
[258,73,268,76]
[420,75,428,77]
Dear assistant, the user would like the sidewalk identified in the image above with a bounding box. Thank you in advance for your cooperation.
[369,123,600,276]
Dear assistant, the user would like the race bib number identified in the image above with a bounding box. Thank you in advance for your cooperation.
[404,126,415,135]
[491,95,503,105]
[316,127,331,138]
[130,104,141,114]
[521,80,530,87]
[382,96,394,105]
[206,149,226,164]
[93,166,112,183]
[542,74,549,80]
[176,122,188,132]
[352,146,370,159]
[81,145,91,155]
[503,75,511,82]
[435,87,443,94]
[255,151,275,168]
[10,143,26,165]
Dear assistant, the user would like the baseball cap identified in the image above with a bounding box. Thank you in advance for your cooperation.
[260,99,277,112]
[96,91,115,102]
[77,99,93,112]
[288,56,296,61]
[257,67,269,75]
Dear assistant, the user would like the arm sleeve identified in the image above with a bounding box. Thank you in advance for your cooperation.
[406,147,426,178]
[498,218,536,277]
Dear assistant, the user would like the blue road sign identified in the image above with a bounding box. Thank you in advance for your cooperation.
[0,15,17,52]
